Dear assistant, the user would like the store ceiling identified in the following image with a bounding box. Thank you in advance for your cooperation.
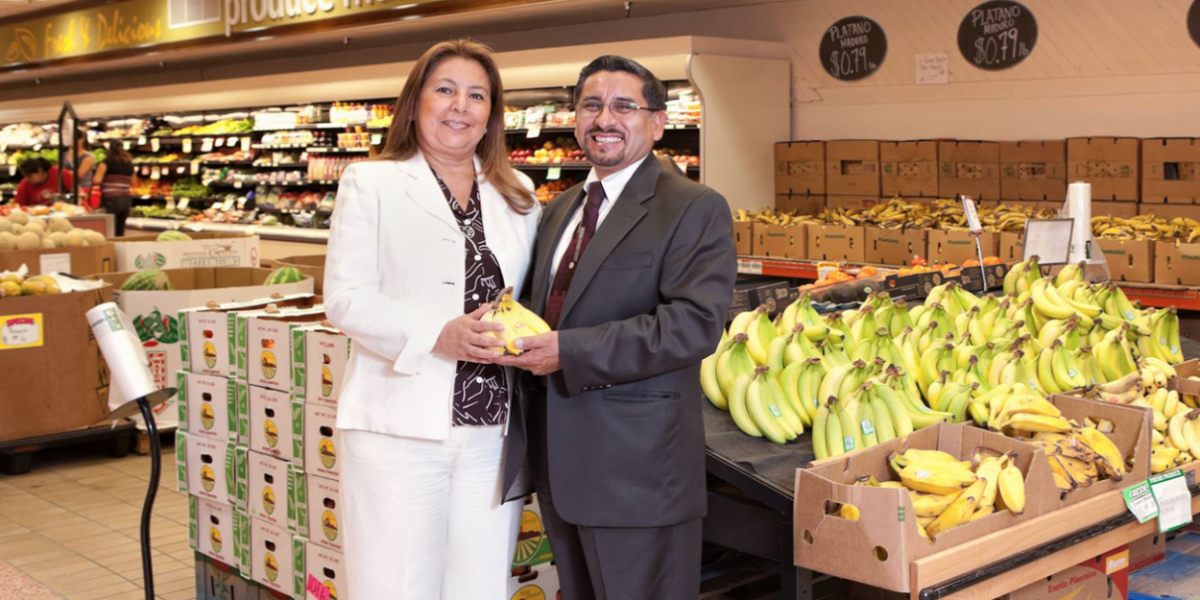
[1,0,773,93]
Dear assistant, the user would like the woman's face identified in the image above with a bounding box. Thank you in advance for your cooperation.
[416,57,492,162]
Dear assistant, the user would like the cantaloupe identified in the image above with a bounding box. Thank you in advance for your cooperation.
[48,217,73,233]
[65,230,85,247]
[0,218,12,234]
[7,211,29,226]
[81,231,106,246]
[47,232,67,247]
[22,220,44,233]
[0,232,16,251]
[16,232,40,250]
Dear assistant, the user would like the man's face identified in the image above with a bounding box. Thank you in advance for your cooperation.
[26,170,47,185]
[574,71,665,176]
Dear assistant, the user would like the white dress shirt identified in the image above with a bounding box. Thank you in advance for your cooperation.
[549,154,651,281]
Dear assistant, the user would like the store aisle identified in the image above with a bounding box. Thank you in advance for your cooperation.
[0,442,196,600]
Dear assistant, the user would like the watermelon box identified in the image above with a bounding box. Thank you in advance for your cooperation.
[189,495,237,567]
[292,472,344,552]
[248,515,300,596]
[178,294,316,378]
[297,401,342,481]
[177,370,238,443]
[298,541,348,600]
[175,431,247,509]
[291,324,351,409]
[113,231,261,272]
[91,267,314,429]
[239,382,297,461]
[237,306,327,394]
[246,450,295,530]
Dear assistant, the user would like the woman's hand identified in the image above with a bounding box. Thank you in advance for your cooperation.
[432,304,508,363]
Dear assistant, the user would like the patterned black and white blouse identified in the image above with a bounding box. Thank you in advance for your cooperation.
[432,168,509,427]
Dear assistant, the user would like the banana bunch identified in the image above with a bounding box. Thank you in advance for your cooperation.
[852,449,1027,539]
[1024,426,1128,490]
[1092,214,1200,242]
[480,287,551,355]
[811,370,953,460]
[734,208,821,227]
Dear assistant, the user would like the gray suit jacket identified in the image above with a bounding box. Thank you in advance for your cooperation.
[503,156,737,528]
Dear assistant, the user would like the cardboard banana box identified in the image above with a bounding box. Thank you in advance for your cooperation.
[794,422,1053,592]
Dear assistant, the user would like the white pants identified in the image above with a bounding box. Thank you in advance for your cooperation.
[341,425,521,600]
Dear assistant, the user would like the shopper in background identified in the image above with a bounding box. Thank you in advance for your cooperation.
[499,55,737,600]
[64,136,96,206]
[14,157,72,207]
[323,39,539,600]
[91,141,135,236]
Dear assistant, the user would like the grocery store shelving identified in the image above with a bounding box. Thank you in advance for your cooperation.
[306,147,369,154]
[503,125,699,135]
[127,217,330,242]
[737,256,821,279]
[210,179,336,187]
[248,163,307,168]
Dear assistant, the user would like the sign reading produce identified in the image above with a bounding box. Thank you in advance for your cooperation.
[0,0,446,69]
[957,0,1038,70]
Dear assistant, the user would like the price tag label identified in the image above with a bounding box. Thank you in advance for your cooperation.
[123,140,133,150]
[151,138,161,152]
[221,197,236,211]
[237,196,248,209]
[38,253,71,276]
[32,144,42,152]
[241,137,252,152]
[141,166,150,177]
[182,138,193,153]
[1124,482,1158,524]
[738,260,763,275]
[87,130,96,144]
[214,137,224,148]
[201,138,214,152]
[0,313,44,350]
[186,223,204,232]
[8,166,15,177]
[234,180,243,189]
[676,160,688,173]
[526,125,541,139]
[165,197,176,210]
[150,167,161,181]
[546,167,561,181]
[177,198,190,211]
[190,161,200,175]
[371,134,383,145]
[138,136,147,146]
[177,166,186,175]
[962,197,983,234]
[1149,470,1193,533]
[228,136,238,148]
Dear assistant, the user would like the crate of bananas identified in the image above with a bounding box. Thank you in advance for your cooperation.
[794,423,1048,592]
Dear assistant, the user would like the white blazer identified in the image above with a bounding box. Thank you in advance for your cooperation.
[324,150,540,441]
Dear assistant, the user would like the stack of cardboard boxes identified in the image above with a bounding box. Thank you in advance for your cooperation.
[176,296,354,600]
[762,137,1200,285]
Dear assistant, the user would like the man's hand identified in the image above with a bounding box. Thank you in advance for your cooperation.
[495,331,560,375]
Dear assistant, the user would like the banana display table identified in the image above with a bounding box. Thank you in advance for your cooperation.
[702,333,1200,600]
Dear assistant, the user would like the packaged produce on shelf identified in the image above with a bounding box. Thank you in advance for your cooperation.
[0,123,53,147]
[199,150,255,163]
[253,152,306,167]
[665,91,702,126]
[261,130,317,147]
[166,118,253,136]
[509,139,585,165]
[336,132,372,149]
[330,102,391,125]
[308,156,364,182]
[536,179,575,203]
[2,147,59,166]
[95,119,152,140]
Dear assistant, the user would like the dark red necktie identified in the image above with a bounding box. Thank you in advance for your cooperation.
[544,182,606,329]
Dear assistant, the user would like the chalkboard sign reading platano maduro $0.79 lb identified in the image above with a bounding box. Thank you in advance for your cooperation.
[1189,0,1200,50]
[819,16,887,81]
[958,0,1038,70]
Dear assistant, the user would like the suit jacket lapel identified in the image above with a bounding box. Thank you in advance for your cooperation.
[557,157,658,326]
[532,186,585,315]
[399,150,461,235]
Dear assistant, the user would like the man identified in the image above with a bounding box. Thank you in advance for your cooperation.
[499,56,736,600]
[14,158,72,207]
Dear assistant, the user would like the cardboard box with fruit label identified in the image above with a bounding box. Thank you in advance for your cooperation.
[247,450,294,529]
[296,402,343,481]
[881,141,938,198]
[292,325,351,409]
[1154,240,1200,286]
[94,267,314,429]
[826,141,880,196]
[864,227,927,266]
[794,423,1052,592]
[238,306,327,393]
[939,140,1001,201]
[176,431,247,509]
[0,243,117,278]
[733,221,752,255]
[240,383,296,461]
[178,371,238,443]
[114,232,261,272]
[190,496,237,567]
[776,194,825,216]
[999,231,1026,262]
[508,566,560,600]
[293,473,344,553]
[1142,138,1200,204]
[1097,239,1155,283]
[807,225,865,263]
[298,541,349,600]
[1005,545,1129,600]
[179,294,317,378]
[1000,140,1067,201]
[926,230,999,267]
[775,141,825,196]
[248,516,302,596]
[1067,137,1140,202]
[512,495,554,570]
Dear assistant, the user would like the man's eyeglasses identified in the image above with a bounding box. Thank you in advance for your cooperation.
[575,101,663,117]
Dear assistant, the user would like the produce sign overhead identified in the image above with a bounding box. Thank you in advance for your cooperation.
[819,15,887,81]
[957,0,1038,71]
[0,0,522,71]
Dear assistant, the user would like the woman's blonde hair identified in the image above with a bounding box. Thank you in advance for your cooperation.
[377,39,534,214]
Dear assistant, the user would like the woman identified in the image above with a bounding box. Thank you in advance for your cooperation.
[90,141,135,236]
[324,40,539,599]
[67,136,96,205]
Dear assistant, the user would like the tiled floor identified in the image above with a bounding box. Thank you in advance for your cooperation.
[0,440,196,600]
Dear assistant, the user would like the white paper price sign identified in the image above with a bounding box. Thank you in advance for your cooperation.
[32,144,42,152]
[236,196,248,209]
[233,180,243,189]
[140,166,150,177]
[221,197,236,211]
[182,138,193,153]
[227,137,238,148]
[1123,481,1158,524]
[7,166,15,177]
[150,167,161,180]
[214,137,224,148]
[165,197,176,210]
[123,141,132,151]
[241,137,252,152]
[201,138,214,152]
[546,167,562,181]
[1149,470,1194,533]
[190,161,200,175]
[526,125,542,139]
[962,197,982,234]
[371,134,383,145]
[138,136,147,146]
[177,198,190,211]
[176,166,186,175]
[738,260,763,275]
[151,138,161,152]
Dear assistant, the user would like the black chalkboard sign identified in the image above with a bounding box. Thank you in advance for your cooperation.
[819,16,887,81]
[958,0,1038,70]
[1190,0,1200,50]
